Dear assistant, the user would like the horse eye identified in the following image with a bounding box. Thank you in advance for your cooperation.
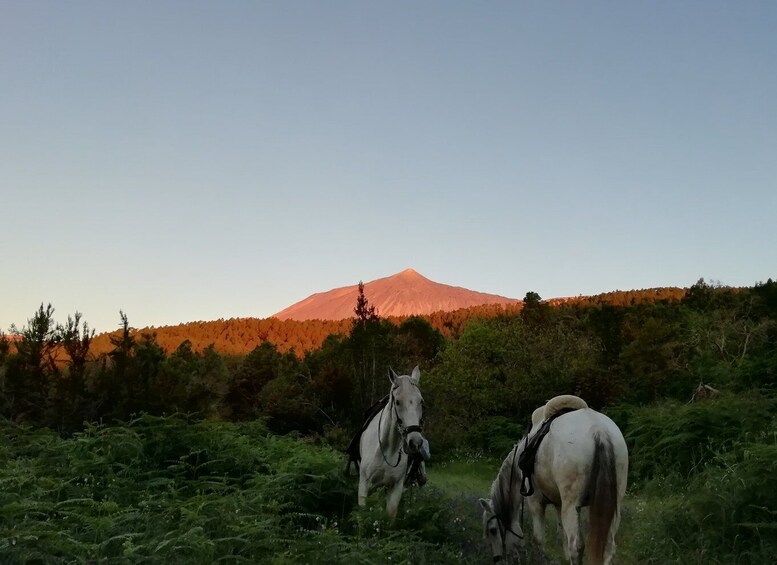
[489,527,498,536]
[395,399,401,406]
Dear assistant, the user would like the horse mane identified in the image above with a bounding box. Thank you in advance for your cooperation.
[488,442,524,528]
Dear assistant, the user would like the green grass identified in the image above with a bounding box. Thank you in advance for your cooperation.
[427,458,498,496]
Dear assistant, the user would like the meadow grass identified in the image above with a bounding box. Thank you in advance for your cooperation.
[427,458,498,496]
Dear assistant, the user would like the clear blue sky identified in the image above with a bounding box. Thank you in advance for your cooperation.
[2,1,776,333]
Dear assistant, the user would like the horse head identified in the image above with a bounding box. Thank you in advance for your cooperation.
[479,497,523,562]
[389,366,430,461]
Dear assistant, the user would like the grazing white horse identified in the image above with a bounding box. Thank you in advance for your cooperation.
[479,395,628,565]
[357,366,430,518]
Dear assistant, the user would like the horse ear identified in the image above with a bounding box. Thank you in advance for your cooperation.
[410,365,420,385]
[388,367,398,386]
[478,498,493,513]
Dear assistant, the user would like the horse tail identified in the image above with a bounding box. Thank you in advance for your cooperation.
[586,432,618,565]
[344,429,363,477]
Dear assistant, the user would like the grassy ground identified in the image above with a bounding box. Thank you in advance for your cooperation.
[427,458,497,496]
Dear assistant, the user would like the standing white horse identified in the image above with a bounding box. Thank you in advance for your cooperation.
[479,395,628,565]
[357,366,430,518]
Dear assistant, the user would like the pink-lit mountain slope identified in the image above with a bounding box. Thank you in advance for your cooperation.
[273,269,521,321]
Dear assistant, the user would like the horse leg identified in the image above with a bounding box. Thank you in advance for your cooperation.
[560,504,583,565]
[358,472,369,507]
[557,506,569,563]
[385,481,404,519]
[528,497,547,547]
[553,505,565,550]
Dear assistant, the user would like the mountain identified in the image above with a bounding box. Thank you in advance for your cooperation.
[272,268,521,321]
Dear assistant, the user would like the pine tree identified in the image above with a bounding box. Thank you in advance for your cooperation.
[353,281,378,327]
[350,281,383,412]
[8,303,59,421]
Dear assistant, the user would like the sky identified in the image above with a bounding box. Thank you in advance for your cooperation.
[2,1,776,334]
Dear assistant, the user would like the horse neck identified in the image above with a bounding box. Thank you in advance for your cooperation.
[379,399,402,454]
[492,445,524,528]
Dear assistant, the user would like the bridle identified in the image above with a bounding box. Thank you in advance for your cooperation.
[377,384,424,468]
[487,442,526,562]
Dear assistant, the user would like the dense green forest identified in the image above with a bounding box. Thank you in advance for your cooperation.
[1,278,776,563]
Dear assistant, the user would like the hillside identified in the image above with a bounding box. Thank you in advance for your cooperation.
[273,268,521,321]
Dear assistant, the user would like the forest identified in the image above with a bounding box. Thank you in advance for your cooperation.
[1,277,776,563]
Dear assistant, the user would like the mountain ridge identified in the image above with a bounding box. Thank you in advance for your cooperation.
[273,268,521,321]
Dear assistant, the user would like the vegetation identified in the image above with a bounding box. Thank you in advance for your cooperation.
[1,277,776,563]
[0,415,483,564]
[614,396,777,564]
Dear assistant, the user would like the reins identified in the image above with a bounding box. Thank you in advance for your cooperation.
[520,430,533,496]
[377,392,402,467]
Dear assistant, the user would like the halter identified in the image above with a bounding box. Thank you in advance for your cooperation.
[377,384,424,468]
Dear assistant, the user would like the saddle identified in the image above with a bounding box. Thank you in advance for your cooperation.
[344,395,389,475]
[517,407,578,496]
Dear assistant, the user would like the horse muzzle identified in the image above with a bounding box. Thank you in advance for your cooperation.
[404,430,431,461]
[419,437,431,461]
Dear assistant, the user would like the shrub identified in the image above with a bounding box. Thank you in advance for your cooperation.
[620,394,777,482]
[628,443,777,564]
[0,415,484,564]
